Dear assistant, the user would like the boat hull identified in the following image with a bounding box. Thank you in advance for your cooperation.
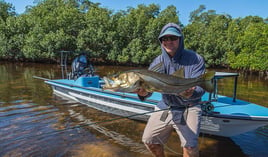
[45,78,268,137]
[51,84,153,122]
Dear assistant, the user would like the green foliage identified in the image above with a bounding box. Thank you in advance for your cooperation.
[184,6,267,71]
[227,22,268,71]
[0,1,267,72]
[107,4,179,65]
[20,0,86,61]
[77,5,112,59]
[184,6,232,67]
[0,1,16,21]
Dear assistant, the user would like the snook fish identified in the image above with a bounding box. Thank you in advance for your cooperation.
[103,63,215,95]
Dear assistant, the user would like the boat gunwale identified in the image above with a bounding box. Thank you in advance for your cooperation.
[46,80,268,122]
[45,80,157,107]
[205,112,268,121]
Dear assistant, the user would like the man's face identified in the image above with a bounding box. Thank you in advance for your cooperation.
[161,35,180,57]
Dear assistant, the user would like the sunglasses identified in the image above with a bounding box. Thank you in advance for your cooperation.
[161,36,179,42]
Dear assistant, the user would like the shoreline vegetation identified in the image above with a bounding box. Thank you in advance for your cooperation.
[0,0,267,75]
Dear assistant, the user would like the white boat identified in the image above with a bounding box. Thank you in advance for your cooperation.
[39,52,268,137]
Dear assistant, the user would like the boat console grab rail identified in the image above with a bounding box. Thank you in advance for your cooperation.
[211,72,239,102]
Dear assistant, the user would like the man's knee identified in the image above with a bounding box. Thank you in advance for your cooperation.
[183,147,199,157]
[145,143,165,157]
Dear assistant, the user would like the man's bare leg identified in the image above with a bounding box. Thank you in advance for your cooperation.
[183,147,199,157]
[145,143,165,157]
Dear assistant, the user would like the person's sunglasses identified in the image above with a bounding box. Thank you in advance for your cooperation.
[161,36,179,42]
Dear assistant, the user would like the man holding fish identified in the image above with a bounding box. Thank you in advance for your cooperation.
[103,23,214,157]
[137,23,207,157]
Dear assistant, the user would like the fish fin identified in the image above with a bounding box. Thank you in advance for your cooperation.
[149,62,164,73]
[200,80,214,93]
[204,71,216,81]
[200,71,215,93]
[171,68,185,78]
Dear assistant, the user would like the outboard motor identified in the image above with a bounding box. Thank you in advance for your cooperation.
[69,53,95,80]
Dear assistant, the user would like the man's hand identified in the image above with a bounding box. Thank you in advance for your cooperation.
[134,88,148,97]
[178,87,196,99]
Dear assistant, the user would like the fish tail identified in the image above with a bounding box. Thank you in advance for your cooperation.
[200,71,215,93]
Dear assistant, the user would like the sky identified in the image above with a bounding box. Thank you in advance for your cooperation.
[4,0,268,25]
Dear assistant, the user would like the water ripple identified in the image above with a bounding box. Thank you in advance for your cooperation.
[0,100,94,157]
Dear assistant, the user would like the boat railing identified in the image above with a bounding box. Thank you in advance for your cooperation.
[210,72,239,102]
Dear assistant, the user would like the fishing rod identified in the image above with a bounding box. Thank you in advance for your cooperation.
[7,108,168,143]
[8,98,216,144]
[33,75,51,81]
[31,76,216,138]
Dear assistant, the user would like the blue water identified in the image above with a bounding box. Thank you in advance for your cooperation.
[231,127,268,157]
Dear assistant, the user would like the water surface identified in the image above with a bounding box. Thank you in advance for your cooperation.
[0,62,267,157]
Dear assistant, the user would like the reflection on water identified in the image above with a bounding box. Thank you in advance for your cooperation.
[232,127,268,157]
[0,99,95,157]
[0,62,267,157]
[66,102,149,155]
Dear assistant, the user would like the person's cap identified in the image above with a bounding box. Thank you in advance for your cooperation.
[159,27,182,38]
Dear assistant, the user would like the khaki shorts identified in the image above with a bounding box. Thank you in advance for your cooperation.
[142,105,202,147]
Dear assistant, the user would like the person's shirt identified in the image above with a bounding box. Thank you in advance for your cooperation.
[149,48,206,109]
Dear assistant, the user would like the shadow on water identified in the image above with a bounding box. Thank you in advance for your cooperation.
[0,62,267,157]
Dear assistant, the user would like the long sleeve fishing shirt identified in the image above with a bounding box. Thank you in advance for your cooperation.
[149,23,206,109]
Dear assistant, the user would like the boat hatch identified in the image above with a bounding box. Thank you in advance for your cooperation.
[74,76,100,88]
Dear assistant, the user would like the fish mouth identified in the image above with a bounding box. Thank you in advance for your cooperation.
[102,77,114,89]
[102,76,123,90]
